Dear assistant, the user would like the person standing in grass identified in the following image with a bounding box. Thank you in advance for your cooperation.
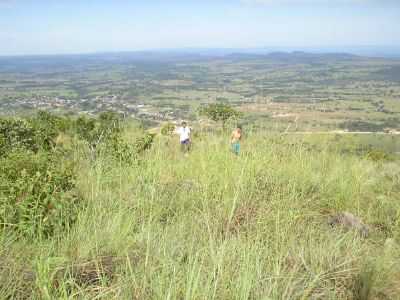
[177,121,191,154]
[231,125,242,155]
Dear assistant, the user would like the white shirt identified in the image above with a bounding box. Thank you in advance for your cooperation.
[177,126,191,142]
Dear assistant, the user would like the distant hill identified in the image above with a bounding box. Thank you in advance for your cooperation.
[224,51,361,63]
[0,50,366,73]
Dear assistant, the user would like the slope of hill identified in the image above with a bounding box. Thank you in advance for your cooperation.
[1,113,399,299]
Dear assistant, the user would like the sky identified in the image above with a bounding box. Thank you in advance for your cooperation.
[0,0,399,55]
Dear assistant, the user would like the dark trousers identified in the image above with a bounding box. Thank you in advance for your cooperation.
[180,139,191,152]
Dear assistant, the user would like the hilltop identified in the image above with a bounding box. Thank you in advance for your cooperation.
[1,112,399,299]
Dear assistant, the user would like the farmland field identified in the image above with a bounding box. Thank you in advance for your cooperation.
[1,51,399,132]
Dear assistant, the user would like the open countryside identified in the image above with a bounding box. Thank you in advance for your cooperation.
[1,0,400,299]
[1,52,399,134]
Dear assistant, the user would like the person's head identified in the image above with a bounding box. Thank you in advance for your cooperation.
[237,125,242,132]
[182,121,187,128]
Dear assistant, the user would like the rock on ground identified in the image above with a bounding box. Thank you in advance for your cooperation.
[328,212,369,237]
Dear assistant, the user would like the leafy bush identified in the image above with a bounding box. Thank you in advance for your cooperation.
[74,112,122,149]
[0,111,65,156]
[75,115,97,145]
[161,122,175,136]
[98,111,122,133]
[0,150,81,238]
[134,133,155,154]
[99,134,134,163]
[0,118,36,156]
[365,149,391,162]
[28,111,59,151]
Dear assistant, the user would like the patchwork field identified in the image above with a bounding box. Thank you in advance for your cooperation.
[1,52,399,132]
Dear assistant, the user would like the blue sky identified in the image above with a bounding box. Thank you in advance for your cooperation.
[0,0,399,55]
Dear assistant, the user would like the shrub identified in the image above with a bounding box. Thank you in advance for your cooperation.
[365,149,391,162]
[74,112,122,149]
[101,134,135,163]
[98,111,122,134]
[0,118,36,156]
[161,122,175,136]
[0,112,83,238]
[75,115,97,145]
[28,110,59,151]
[0,111,65,156]
[134,133,155,154]
[0,150,81,238]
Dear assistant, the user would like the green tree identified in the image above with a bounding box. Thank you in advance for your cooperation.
[199,103,242,129]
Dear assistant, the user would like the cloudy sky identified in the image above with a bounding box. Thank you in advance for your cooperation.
[0,0,399,55]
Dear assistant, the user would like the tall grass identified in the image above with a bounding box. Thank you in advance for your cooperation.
[1,131,400,299]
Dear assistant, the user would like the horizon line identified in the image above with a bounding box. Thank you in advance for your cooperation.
[1,45,400,58]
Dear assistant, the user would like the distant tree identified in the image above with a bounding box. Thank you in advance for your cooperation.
[199,103,242,129]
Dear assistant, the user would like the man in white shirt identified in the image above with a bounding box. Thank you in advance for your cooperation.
[177,121,191,153]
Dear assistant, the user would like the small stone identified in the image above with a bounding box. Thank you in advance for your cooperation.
[328,212,369,237]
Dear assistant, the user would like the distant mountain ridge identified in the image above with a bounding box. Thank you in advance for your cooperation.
[0,50,384,73]
[225,51,361,62]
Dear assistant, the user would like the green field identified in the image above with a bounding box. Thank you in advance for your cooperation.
[1,52,399,132]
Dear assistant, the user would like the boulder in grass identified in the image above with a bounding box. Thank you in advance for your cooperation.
[328,212,369,238]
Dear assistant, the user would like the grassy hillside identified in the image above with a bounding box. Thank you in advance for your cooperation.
[1,114,400,299]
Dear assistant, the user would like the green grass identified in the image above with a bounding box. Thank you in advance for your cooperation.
[1,131,400,299]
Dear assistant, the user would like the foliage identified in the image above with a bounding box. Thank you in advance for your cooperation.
[99,131,155,164]
[75,115,97,145]
[75,111,122,148]
[97,133,134,164]
[134,132,155,154]
[0,112,81,238]
[0,111,158,243]
[0,111,69,156]
[365,149,392,162]
[98,111,122,131]
[199,103,242,128]
[74,112,154,162]
[28,110,59,151]
[0,150,80,238]
[0,118,36,156]
[161,122,175,136]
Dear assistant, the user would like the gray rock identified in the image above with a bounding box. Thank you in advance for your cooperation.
[328,212,369,237]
